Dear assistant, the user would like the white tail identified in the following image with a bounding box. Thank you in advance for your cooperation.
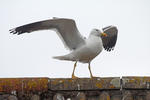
[53,54,74,61]
[53,56,67,60]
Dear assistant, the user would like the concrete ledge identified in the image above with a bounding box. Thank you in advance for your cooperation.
[122,77,150,89]
[0,77,49,93]
[1,77,150,93]
[0,77,150,100]
[50,77,120,90]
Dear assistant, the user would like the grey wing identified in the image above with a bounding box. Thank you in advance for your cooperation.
[9,18,85,50]
[101,25,118,51]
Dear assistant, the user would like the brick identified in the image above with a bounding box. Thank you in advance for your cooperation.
[99,92,110,100]
[122,91,133,100]
[75,92,86,100]
[53,93,65,100]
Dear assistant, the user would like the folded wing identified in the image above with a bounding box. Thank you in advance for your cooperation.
[9,18,85,50]
[101,26,118,51]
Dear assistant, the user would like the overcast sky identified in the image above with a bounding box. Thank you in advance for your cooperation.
[0,0,150,78]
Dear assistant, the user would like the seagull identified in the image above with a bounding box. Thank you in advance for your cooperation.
[9,18,118,79]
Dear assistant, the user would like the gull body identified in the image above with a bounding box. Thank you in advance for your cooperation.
[54,29,103,63]
[9,18,118,79]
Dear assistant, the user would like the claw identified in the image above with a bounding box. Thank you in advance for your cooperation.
[90,75,98,79]
[72,75,78,79]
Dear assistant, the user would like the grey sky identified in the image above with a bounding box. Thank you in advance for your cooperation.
[0,0,150,78]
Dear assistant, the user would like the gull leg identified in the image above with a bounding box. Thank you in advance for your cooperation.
[88,62,95,78]
[72,61,78,79]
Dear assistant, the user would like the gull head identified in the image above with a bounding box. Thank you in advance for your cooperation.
[91,29,107,37]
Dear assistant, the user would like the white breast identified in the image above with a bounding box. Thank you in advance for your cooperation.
[86,35,103,56]
[71,35,103,63]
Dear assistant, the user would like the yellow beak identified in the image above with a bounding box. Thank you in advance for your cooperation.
[101,32,108,37]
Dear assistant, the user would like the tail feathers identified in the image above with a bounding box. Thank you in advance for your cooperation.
[53,55,73,61]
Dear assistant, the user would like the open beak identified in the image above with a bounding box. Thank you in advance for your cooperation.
[101,32,108,37]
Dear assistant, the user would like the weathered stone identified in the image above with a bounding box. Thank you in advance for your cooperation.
[50,77,120,90]
[66,98,71,100]
[0,78,49,93]
[146,91,150,100]
[31,94,40,100]
[0,77,150,100]
[136,96,144,100]
[43,98,52,100]
[122,77,150,89]
[0,95,3,100]
[8,95,18,100]
[0,94,10,100]
[111,95,121,100]
[122,91,133,100]
[53,93,65,100]
[99,92,110,100]
[75,92,86,100]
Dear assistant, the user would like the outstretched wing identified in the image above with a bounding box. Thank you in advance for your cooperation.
[9,18,85,50]
[101,25,118,51]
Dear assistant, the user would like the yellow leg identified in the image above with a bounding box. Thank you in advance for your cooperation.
[72,61,78,79]
[88,62,94,78]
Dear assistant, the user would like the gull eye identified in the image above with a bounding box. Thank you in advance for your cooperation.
[95,29,99,31]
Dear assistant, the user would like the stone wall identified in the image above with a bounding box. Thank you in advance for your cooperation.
[0,77,150,100]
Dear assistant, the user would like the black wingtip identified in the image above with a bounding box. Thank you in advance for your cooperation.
[104,46,115,52]
[9,28,22,35]
[9,28,17,34]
